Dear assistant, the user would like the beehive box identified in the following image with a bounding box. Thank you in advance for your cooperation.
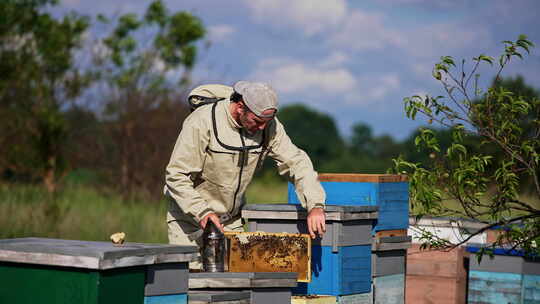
[288,174,408,232]
[242,204,377,296]
[0,237,197,304]
[372,236,411,278]
[523,258,540,303]
[371,236,410,304]
[188,291,250,304]
[466,244,540,304]
[409,216,488,245]
[337,292,372,304]
[225,231,311,282]
[189,272,297,304]
[406,244,468,304]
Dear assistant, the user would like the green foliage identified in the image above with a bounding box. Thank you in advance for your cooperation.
[273,104,403,175]
[92,1,204,198]
[0,0,90,192]
[278,104,345,169]
[98,0,205,90]
[394,36,540,255]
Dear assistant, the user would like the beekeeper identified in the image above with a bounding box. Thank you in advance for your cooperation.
[164,81,326,267]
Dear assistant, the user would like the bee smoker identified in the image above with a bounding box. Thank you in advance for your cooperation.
[201,220,226,272]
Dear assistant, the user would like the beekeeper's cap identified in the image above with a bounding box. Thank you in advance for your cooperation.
[233,81,278,118]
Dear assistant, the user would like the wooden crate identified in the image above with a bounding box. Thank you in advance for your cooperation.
[225,232,311,282]
[405,244,468,304]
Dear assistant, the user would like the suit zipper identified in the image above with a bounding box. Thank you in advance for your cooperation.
[231,130,246,213]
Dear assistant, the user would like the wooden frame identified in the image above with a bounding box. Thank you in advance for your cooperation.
[224,232,311,282]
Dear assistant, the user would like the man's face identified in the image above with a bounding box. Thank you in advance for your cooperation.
[239,103,275,135]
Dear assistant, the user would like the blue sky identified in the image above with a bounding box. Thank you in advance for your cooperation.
[56,0,540,140]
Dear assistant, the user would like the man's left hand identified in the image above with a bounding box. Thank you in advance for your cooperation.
[307,207,326,239]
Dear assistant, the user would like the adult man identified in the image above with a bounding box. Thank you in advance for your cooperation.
[164,81,326,268]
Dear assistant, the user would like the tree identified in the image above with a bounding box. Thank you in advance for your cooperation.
[0,0,90,192]
[393,35,540,256]
[350,122,375,155]
[92,0,204,198]
[278,104,345,170]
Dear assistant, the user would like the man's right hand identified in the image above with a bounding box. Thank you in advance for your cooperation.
[199,213,224,232]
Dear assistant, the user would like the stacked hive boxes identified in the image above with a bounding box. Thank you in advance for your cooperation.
[406,244,469,304]
[371,236,411,304]
[0,237,197,304]
[466,244,540,304]
[406,217,490,304]
[283,173,410,303]
[242,204,378,300]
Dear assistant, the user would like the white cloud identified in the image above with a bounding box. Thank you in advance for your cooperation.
[243,0,347,36]
[250,57,357,95]
[319,51,350,68]
[330,10,404,51]
[400,23,492,59]
[369,74,400,99]
[412,62,432,77]
[344,73,402,106]
[207,25,236,42]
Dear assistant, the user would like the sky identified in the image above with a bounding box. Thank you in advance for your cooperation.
[54,0,540,140]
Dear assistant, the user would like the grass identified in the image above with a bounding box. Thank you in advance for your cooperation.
[3,176,537,243]
[0,176,288,243]
[246,176,288,203]
[0,183,168,243]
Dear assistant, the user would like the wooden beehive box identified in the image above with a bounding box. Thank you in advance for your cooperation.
[225,231,311,282]
[406,244,469,304]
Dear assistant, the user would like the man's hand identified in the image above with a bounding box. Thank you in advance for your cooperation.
[199,213,224,232]
[307,207,326,239]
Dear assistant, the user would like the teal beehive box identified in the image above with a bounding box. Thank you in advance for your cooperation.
[288,174,409,232]
[466,244,540,304]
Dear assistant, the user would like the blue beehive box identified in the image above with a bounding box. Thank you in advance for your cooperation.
[295,245,372,296]
[242,204,378,296]
[288,174,409,232]
[466,244,540,304]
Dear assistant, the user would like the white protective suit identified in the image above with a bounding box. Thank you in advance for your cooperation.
[164,85,325,267]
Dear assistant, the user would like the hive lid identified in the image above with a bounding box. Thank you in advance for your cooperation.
[0,237,197,269]
[242,204,378,221]
[318,173,408,183]
[243,204,377,213]
[189,271,298,288]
